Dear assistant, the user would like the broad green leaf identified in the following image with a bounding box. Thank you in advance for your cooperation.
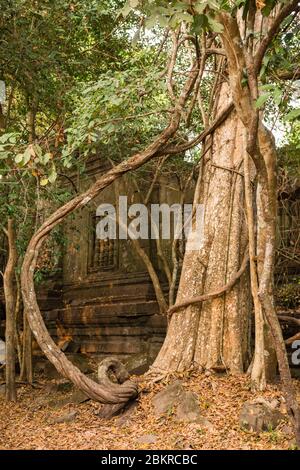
[34,144,43,159]
[273,87,282,106]
[15,153,24,164]
[182,12,193,23]
[261,0,276,17]
[48,167,57,183]
[0,133,16,144]
[285,109,300,121]
[194,3,206,14]
[157,15,169,28]
[121,1,133,17]
[145,15,158,29]
[259,55,271,78]
[207,17,223,33]
[260,84,274,92]
[255,93,270,109]
[192,14,209,33]
[22,147,32,165]
[43,153,52,165]
[235,0,247,6]
[40,178,49,186]
[0,151,10,159]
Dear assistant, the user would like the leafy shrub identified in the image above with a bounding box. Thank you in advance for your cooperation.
[276,277,300,309]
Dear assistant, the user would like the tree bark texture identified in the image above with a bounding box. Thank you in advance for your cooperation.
[153,85,251,374]
[3,219,17,402]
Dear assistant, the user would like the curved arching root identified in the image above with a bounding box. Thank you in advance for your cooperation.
[98,357,130,384]
[96,357,138,418]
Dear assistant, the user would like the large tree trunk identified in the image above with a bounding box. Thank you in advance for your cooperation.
[153,86,252,374]
[3,219,17,402]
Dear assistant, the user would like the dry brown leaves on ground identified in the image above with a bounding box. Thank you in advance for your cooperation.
[0,372,299,450]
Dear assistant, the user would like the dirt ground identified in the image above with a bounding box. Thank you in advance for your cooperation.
[1,370,300,450]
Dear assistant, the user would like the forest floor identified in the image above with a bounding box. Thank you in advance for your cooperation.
[1,370,300,450]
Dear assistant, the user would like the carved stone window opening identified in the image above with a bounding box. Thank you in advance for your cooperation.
[89,214,118,272]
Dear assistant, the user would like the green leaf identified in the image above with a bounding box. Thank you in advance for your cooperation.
[194,2,206,14]
[273,87,282,106]
[121,1,133,17]
[40,178,49,186]
[235,0,247,6]
[207,17,223,33]
[285,109,300,121]
[157,15,169,28]
[255,93,270,109]
[0,151,10,160]
[145,15,158,29]
[42,153,52,165]
[259,55,271,78]
[260,84,275,91]
[48,167,57,183]
[169,11,193,28]
[15,153,24,164]
[192,14,209,33]
[261,0,276,17]
[22,147,32,165]
[0,133,16,144]
[34,144,43,159]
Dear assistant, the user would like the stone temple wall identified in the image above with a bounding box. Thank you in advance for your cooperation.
[36,155,194,371]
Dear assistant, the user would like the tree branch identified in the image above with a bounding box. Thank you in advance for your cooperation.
[254,1,300,75]
[161,101,234,155]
